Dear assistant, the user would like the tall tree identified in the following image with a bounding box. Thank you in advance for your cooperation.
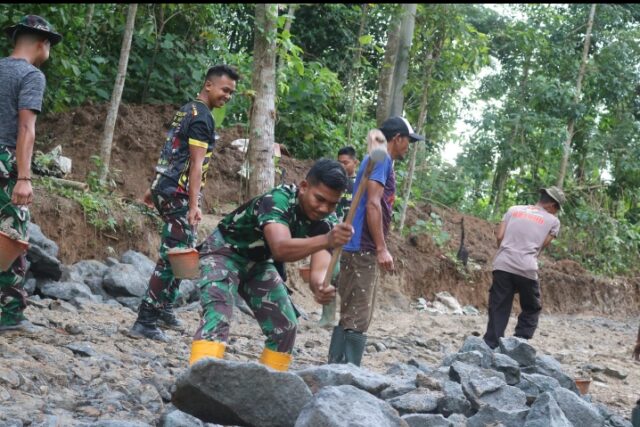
[247,4,278,198]
[389,4,417,117]
[345,4,369,144]
[556,3,597,189]
[99,3,137,182]
[375,6,401,127]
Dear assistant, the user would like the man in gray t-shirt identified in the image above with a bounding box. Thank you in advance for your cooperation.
[0,15,62,332]
[483,186,566,349]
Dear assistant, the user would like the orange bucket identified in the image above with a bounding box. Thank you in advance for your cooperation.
[299,264,311,283]
[168,248,200,279]
[0,230,29,272]
[575,378,592,395]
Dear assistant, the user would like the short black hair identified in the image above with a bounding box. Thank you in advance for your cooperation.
[306,159,348,192]
[337,146,357,159]
[539,191,560,210]
[205,64,240,82]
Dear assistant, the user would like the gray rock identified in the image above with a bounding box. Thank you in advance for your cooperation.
[499,336,537,367]
[524,392,572,426]
[492,352,521,385]
[116,296,142,310]
[68,260,109,297]
[594,402,634,427]
[415,373,445,391]
[552,387,605,426]
[78,422,153,427]
[38,280,94,301]
[385,363,423,381]
[446,413,467,427]
[27,222,58,257]
[177,279,199,305]
[402,413,451,427]
[296,363,392,396]
[172,358,312,427]
[458,336,493,368]
[441,351,483,368]
[159,409,206,427]
[603,367,627,380]
[437,381,473,417]
[65,341,98,357]
[103,263,148,297]
[467,405,529,427]
[23,277,36,295]
[387,389,442,415]
[121,250,156,277]
[294,385,407,427]
[449,361,505,385]
[524,354,579,393]
[381,382,418,400]
[516,373,561,404]
[26,244,62,280]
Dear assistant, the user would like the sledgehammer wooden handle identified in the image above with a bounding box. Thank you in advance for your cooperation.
[321,148,387,289]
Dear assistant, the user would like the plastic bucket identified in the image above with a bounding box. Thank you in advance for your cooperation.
[168,248,200,279]
[574,378,591,395]
[299,264,311,283]
[0,230,29,272]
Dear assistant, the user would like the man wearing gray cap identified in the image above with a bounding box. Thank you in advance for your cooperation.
[483,186,566,349]
[0,15,62,332]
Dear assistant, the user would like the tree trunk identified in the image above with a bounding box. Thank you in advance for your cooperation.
[99,3,137,183]
[556,3,596,189]
[398,29,445,231]
[346,4,369,144]
[79,4,95,56]
[247,4,277,199]
[276,4,298,74]
[375,7,402,127]
[389,3,417,118]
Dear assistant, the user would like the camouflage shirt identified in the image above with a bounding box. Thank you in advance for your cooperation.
[215,184,338,262]
[151,99,216,197]
[335,175,356,222]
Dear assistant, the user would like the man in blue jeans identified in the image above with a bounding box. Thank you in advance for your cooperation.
[483,186,566,349]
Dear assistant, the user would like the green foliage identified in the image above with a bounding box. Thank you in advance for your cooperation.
[403,212,451,248]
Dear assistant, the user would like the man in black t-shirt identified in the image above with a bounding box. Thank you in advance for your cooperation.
[130,65,239,342]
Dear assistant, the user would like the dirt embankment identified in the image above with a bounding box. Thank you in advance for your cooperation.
[32,102,640,316]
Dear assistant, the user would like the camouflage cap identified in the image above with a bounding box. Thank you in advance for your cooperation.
[4,15,62,46]
[540,186,566,207]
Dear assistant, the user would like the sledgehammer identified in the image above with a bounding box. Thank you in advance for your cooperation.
[318,147,388,314]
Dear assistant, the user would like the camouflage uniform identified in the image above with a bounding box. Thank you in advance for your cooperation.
[194,184,337,353]
[0,147,29,326]
[143,99,216,308]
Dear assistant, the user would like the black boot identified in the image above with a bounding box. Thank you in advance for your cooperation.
[129,301,169,342]
[328,325,346,363]
[344,330,367,366]
[157,303,185,331]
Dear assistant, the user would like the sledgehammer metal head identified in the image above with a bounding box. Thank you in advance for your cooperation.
[369,146,387,165]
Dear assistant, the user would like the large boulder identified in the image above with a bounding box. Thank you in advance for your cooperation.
[172,358,312,427]
[296,363,392,396]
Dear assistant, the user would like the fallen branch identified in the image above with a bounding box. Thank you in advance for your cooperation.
[47,177,89,192]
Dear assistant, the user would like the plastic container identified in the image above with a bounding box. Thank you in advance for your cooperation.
[0,230,29,272]
[167,248,200,279]
[299,264,311,283]
[574,377,592,395]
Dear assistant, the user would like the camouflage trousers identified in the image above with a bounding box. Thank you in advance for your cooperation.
[142,191,196,308]
[0,146,30,326]
[194,228,298,353]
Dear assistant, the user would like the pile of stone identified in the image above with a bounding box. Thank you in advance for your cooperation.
[168,336,631,427]
[24,222,199,310]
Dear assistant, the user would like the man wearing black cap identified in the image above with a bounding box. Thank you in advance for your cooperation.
[0,15,62,332]
[327,116,424,366]
[483,186,566,349]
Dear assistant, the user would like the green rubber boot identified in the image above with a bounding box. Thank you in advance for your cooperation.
[318,300,336,329]
[344,329,367,367]
[327,325,346,364]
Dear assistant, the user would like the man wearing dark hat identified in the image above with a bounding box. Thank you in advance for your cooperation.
[0,15,62,332]
[482,186,566,349]
[327,116,424,366]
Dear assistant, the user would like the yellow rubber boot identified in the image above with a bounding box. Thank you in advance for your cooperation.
[189,340,226,366]
[259,348,292,372]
